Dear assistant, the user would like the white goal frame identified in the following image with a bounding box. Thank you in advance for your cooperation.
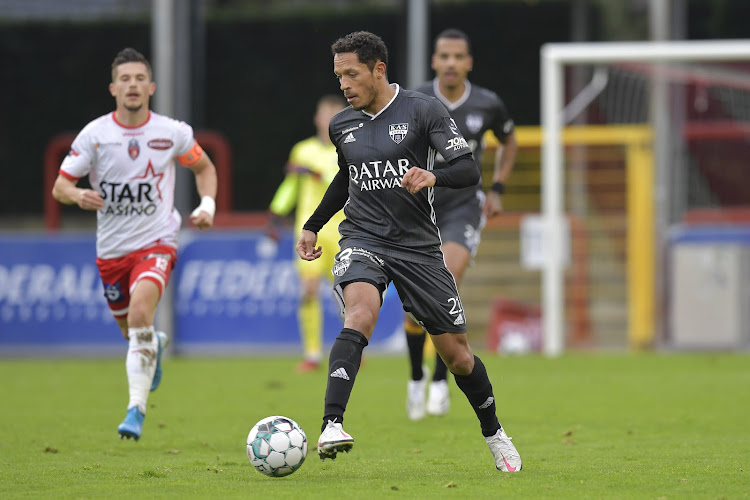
[540,39,750,356]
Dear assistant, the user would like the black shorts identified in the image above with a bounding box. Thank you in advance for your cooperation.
[331,246,467,335]
[435,191,486,257]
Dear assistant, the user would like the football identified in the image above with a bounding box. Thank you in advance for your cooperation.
[246,415,308,477]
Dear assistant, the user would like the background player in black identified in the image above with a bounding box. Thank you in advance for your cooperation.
[296,30,522,472]
[405,29,518,420]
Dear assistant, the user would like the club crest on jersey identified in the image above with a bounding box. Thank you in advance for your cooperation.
[128,139,140,160]
[389,123,408,144]
[466,114,484,134]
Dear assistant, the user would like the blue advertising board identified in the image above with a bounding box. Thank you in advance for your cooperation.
[0,231,405,356]
[172,230,405,355]
[0,234,120,355]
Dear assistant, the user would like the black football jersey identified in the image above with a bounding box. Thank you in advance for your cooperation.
[415,79,514,212]
[329,85,473,264]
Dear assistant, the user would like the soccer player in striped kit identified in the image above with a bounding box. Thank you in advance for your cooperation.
[296,31,521,472]
[52,48,217,441]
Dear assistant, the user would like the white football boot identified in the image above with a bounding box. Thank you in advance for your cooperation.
[317,420,354,461]
[406,365,430,421]
[485,428,522,472]
[426,379,450,416]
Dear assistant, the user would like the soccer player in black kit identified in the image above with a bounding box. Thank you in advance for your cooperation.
[296,31,522,472]
[405,29,518,421]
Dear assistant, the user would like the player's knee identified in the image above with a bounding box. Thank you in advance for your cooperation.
[127,301,154,328]
[444,349,474,376]
[344,303,378,333]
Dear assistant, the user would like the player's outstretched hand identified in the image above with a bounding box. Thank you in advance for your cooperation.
[401,166,436,194]
[77,188,104,211]
[296,229,322,261]
[483,191,503,218]
[190,210,214,230]
[190,196,215,230]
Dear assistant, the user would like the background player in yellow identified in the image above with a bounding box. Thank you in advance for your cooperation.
[268,95,347,373]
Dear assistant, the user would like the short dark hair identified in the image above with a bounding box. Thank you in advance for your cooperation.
[111,47,153,81]
[331,31,388,73]
[434,28,472,55]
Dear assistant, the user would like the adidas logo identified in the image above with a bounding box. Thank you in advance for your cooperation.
[453,313,465,326]
[343,132,356,143]
[478,396,494,409]
[330,367,350,380]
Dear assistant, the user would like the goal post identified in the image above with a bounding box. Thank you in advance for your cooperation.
[540,39,750,357]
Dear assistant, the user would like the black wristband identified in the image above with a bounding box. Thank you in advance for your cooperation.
[490,181,505,194]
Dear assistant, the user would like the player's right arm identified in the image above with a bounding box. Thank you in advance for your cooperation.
[267,169,300,241]
[296,229,322,261]
[297,149,349,261]
[301,161,349,234]
[52,174,104,210]
[52,133,102,210]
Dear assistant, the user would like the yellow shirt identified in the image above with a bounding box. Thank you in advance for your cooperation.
[269,136,345,241]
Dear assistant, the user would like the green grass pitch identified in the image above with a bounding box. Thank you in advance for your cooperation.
[1,352,748,498]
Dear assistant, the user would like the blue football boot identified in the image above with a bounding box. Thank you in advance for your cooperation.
[150,331,169,392]
[117,406,145,441]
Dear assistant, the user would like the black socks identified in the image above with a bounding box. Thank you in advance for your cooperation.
[453,355,500,437]
[322,328,368,431]
[406,331,426,380]
[433,353,448,382]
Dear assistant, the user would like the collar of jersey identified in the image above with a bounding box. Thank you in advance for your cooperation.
[361,84,400,120]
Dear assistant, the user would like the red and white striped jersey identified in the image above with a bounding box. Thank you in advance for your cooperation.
[60,111,198,259]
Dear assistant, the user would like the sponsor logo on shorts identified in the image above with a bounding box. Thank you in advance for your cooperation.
[104,282,125,303]
[453,313,465,326]
[332,259,351,277]
[351,247,384,266]
[332,247,388,277]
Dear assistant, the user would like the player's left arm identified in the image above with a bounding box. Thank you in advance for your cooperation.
[403,99,479,193]
[484,132,517,217]
[179,141,218,230]
[402,153,478,194]
[484,99,518,217]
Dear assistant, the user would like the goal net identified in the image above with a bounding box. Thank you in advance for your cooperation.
[537,40,750,356]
